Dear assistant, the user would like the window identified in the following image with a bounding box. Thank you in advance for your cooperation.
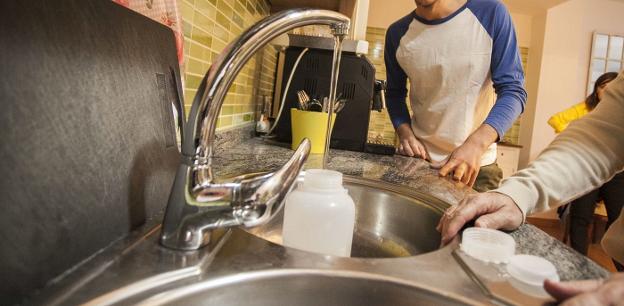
[587,33,624,94]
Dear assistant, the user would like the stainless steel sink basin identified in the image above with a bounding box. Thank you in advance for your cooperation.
[136,270,471,306]
[246,176,449,258]
[42,176,486,306]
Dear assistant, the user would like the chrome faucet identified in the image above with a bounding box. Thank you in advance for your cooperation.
[160,9,350,250]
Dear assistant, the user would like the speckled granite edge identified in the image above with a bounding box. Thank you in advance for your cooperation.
[212,137,610,280]
[511,225,609,280]
[214,124,256,149]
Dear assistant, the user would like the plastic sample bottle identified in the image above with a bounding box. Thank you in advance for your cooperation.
[282,169,356,257]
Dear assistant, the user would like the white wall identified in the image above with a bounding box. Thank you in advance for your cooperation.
[510,13,533,48]
[522,0,624,164]
[351,0,371,40]
[518,12,547,167]
[367,0,414,29]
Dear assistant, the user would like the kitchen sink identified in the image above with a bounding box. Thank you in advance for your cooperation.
[246,176,449,258]
[37,176,489,306]
[42,176,470,306]
[135,269,471,306]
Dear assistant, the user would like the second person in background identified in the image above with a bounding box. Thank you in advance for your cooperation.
[385,0,527,191]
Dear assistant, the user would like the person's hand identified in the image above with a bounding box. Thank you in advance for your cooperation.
[396,123,429,160]
[436,192,524,245]
[433,124,498,186]
[544,273,624,305]
[434,141,483,186]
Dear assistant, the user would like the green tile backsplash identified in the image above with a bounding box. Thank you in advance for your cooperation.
[180,0,275,131]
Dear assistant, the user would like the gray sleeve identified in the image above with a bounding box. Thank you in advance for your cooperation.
[494,71,624,217]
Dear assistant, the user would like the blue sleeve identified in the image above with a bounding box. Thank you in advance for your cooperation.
[471,1,527,140]
[384,21,411,129]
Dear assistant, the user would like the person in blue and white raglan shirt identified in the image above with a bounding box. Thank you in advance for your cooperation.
[385,0,527,192]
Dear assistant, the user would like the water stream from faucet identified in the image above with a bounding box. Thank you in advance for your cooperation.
[322,35,345,169]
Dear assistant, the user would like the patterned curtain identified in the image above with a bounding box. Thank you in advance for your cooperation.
[112,0,184,65]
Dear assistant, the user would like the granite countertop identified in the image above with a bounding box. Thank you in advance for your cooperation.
[28,132,610,306]
[213,135,609,281]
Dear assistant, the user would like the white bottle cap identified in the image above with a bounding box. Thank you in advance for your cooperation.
[460,227,516,263]
[506,254,559,297]
[303,169,343,190]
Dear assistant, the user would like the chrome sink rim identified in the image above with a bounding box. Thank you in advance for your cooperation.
[342,175,451,213]
[134,269,475,306]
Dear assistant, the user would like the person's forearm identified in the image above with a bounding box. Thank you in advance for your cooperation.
[483,94,524,141]
[496,73,624,216]
[396,123,412,136]
[387,100,411,129]
[464,124,498,151]
[384,26,410,130]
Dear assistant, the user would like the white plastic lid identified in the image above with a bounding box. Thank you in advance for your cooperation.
[460,227,516,263]
[507,254,559,285]
[303,169,343,190]
[507,254,559,297]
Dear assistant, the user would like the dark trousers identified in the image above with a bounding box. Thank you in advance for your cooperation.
[473,163,503,193]
[569,172,624,271]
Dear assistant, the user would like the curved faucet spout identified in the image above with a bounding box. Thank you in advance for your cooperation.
[161,9,350,250]
[184,9,350,171]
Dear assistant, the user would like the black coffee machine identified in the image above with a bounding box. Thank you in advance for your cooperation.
[271,43,388,153]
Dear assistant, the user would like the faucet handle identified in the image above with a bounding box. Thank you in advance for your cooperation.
[237,138,311,227]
